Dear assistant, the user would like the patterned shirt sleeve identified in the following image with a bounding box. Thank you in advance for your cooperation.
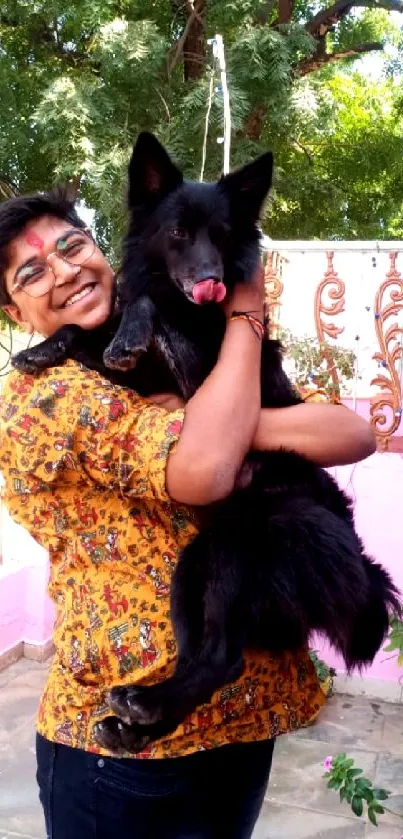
[0,362,184,503]
[298,386,334,404]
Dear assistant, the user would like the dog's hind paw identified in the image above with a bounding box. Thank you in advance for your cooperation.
[93,716,152,755]
[107,685,163,726]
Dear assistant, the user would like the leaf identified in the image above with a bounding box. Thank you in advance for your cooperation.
[351,796,363,817]
[343,759,355,770]
[368,808,378,827]
[372,789,390,801]
[371,802,385,814]
[358,788,374,803]
[327,778,342,790]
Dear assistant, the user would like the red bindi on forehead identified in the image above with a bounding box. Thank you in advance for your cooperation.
[25,230,44,249]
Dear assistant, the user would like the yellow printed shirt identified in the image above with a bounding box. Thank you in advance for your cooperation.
[0,360,325,757]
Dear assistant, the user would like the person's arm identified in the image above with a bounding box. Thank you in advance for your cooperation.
[252,402,376,467]
[0,267,265,509]
[151,394,376,469]
[166,270,265,505]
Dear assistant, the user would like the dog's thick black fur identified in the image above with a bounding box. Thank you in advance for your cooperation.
[13,133,401,754]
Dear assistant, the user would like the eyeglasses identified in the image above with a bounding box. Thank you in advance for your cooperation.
[11,228,96,298]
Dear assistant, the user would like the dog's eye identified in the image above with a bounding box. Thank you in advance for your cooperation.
[170,227,187,240]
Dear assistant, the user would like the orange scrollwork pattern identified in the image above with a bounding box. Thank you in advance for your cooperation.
[370,252,403,448]
[314,251,345,400]
[264,251,284,338]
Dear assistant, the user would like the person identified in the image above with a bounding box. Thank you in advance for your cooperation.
[0,190,376,839]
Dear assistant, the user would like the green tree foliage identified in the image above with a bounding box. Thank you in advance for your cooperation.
[0,0,402,256]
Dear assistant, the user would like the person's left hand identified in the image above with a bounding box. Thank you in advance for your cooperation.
[145,393,185,411]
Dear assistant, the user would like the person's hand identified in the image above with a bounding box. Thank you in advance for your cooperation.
[222,261,265,321]
[145,393,185,411]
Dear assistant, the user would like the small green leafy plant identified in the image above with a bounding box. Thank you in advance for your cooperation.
[383,618,403,667]
[323,754,396,826]
[309,650,336,695]
[322,621,403,829]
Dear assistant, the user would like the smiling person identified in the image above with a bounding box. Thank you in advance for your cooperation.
[0,189,376,839]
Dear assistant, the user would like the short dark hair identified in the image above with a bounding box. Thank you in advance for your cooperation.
[0,187,86,305]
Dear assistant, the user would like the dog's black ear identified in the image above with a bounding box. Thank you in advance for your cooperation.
[220,152,273,219]
[128,132,183,208]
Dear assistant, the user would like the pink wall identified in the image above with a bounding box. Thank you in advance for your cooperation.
[315,451,403,683]
[0,501,55,656]
[24,562,55,644]
[0,563,55,656]
[0,567,27,654]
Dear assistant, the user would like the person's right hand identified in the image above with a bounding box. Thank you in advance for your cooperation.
[222,261,265,322]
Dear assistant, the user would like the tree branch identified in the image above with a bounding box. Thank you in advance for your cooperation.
[183,0,204,25]
[292,138,314,164]
[353,0,403,8]
[306,0,403,37]
[167,0,206,79]
[0,175,18,200]
[298,41,384,74]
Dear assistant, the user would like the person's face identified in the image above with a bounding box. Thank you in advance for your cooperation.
[3,215,115,337]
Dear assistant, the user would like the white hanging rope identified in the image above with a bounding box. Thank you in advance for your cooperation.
[200,67,215,182]
[200,33,232,180]
[212,34,231,175]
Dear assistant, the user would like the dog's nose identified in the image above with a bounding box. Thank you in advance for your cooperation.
[199,265,222,281]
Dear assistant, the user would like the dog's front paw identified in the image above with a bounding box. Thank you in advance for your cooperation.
[107,685,163,726]
[103,338,146,371]
[93,717,152,754]
[12,340,67,374]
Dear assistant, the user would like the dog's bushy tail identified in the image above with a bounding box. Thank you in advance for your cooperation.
[240,499,401,669]
[342,554,402,671]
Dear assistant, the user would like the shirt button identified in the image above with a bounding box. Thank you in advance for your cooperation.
[97,758,105,768]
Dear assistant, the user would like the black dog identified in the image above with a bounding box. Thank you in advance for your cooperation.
[13,133,401,755]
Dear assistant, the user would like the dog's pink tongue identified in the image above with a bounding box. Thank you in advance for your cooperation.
[193,280,227,305]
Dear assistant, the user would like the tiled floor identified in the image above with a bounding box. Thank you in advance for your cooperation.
[0,658,402,838]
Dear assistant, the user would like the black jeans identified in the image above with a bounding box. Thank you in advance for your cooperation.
[36,732,274,839]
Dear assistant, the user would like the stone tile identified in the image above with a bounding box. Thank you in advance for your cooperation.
[253,801,366,838]
[0,656,37,688]
[4,658,50,686]
[0,809,44,839]
[364,825,403,838]
[380,707,403,757]
[0,834,38,839]
[1,658,403,838]
[266,734,378,821]
[0,687,42,736]
[24,640,54,663]
[294,694,387,752]
[373,754,403,827]
[0,718,43,838]
[0,657,49,684]
[0,643,24,674]
[0,716,35,764]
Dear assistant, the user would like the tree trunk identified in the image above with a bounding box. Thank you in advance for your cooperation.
[184,0,206,81]
[245,105,266,140]
[278,0,294,24]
